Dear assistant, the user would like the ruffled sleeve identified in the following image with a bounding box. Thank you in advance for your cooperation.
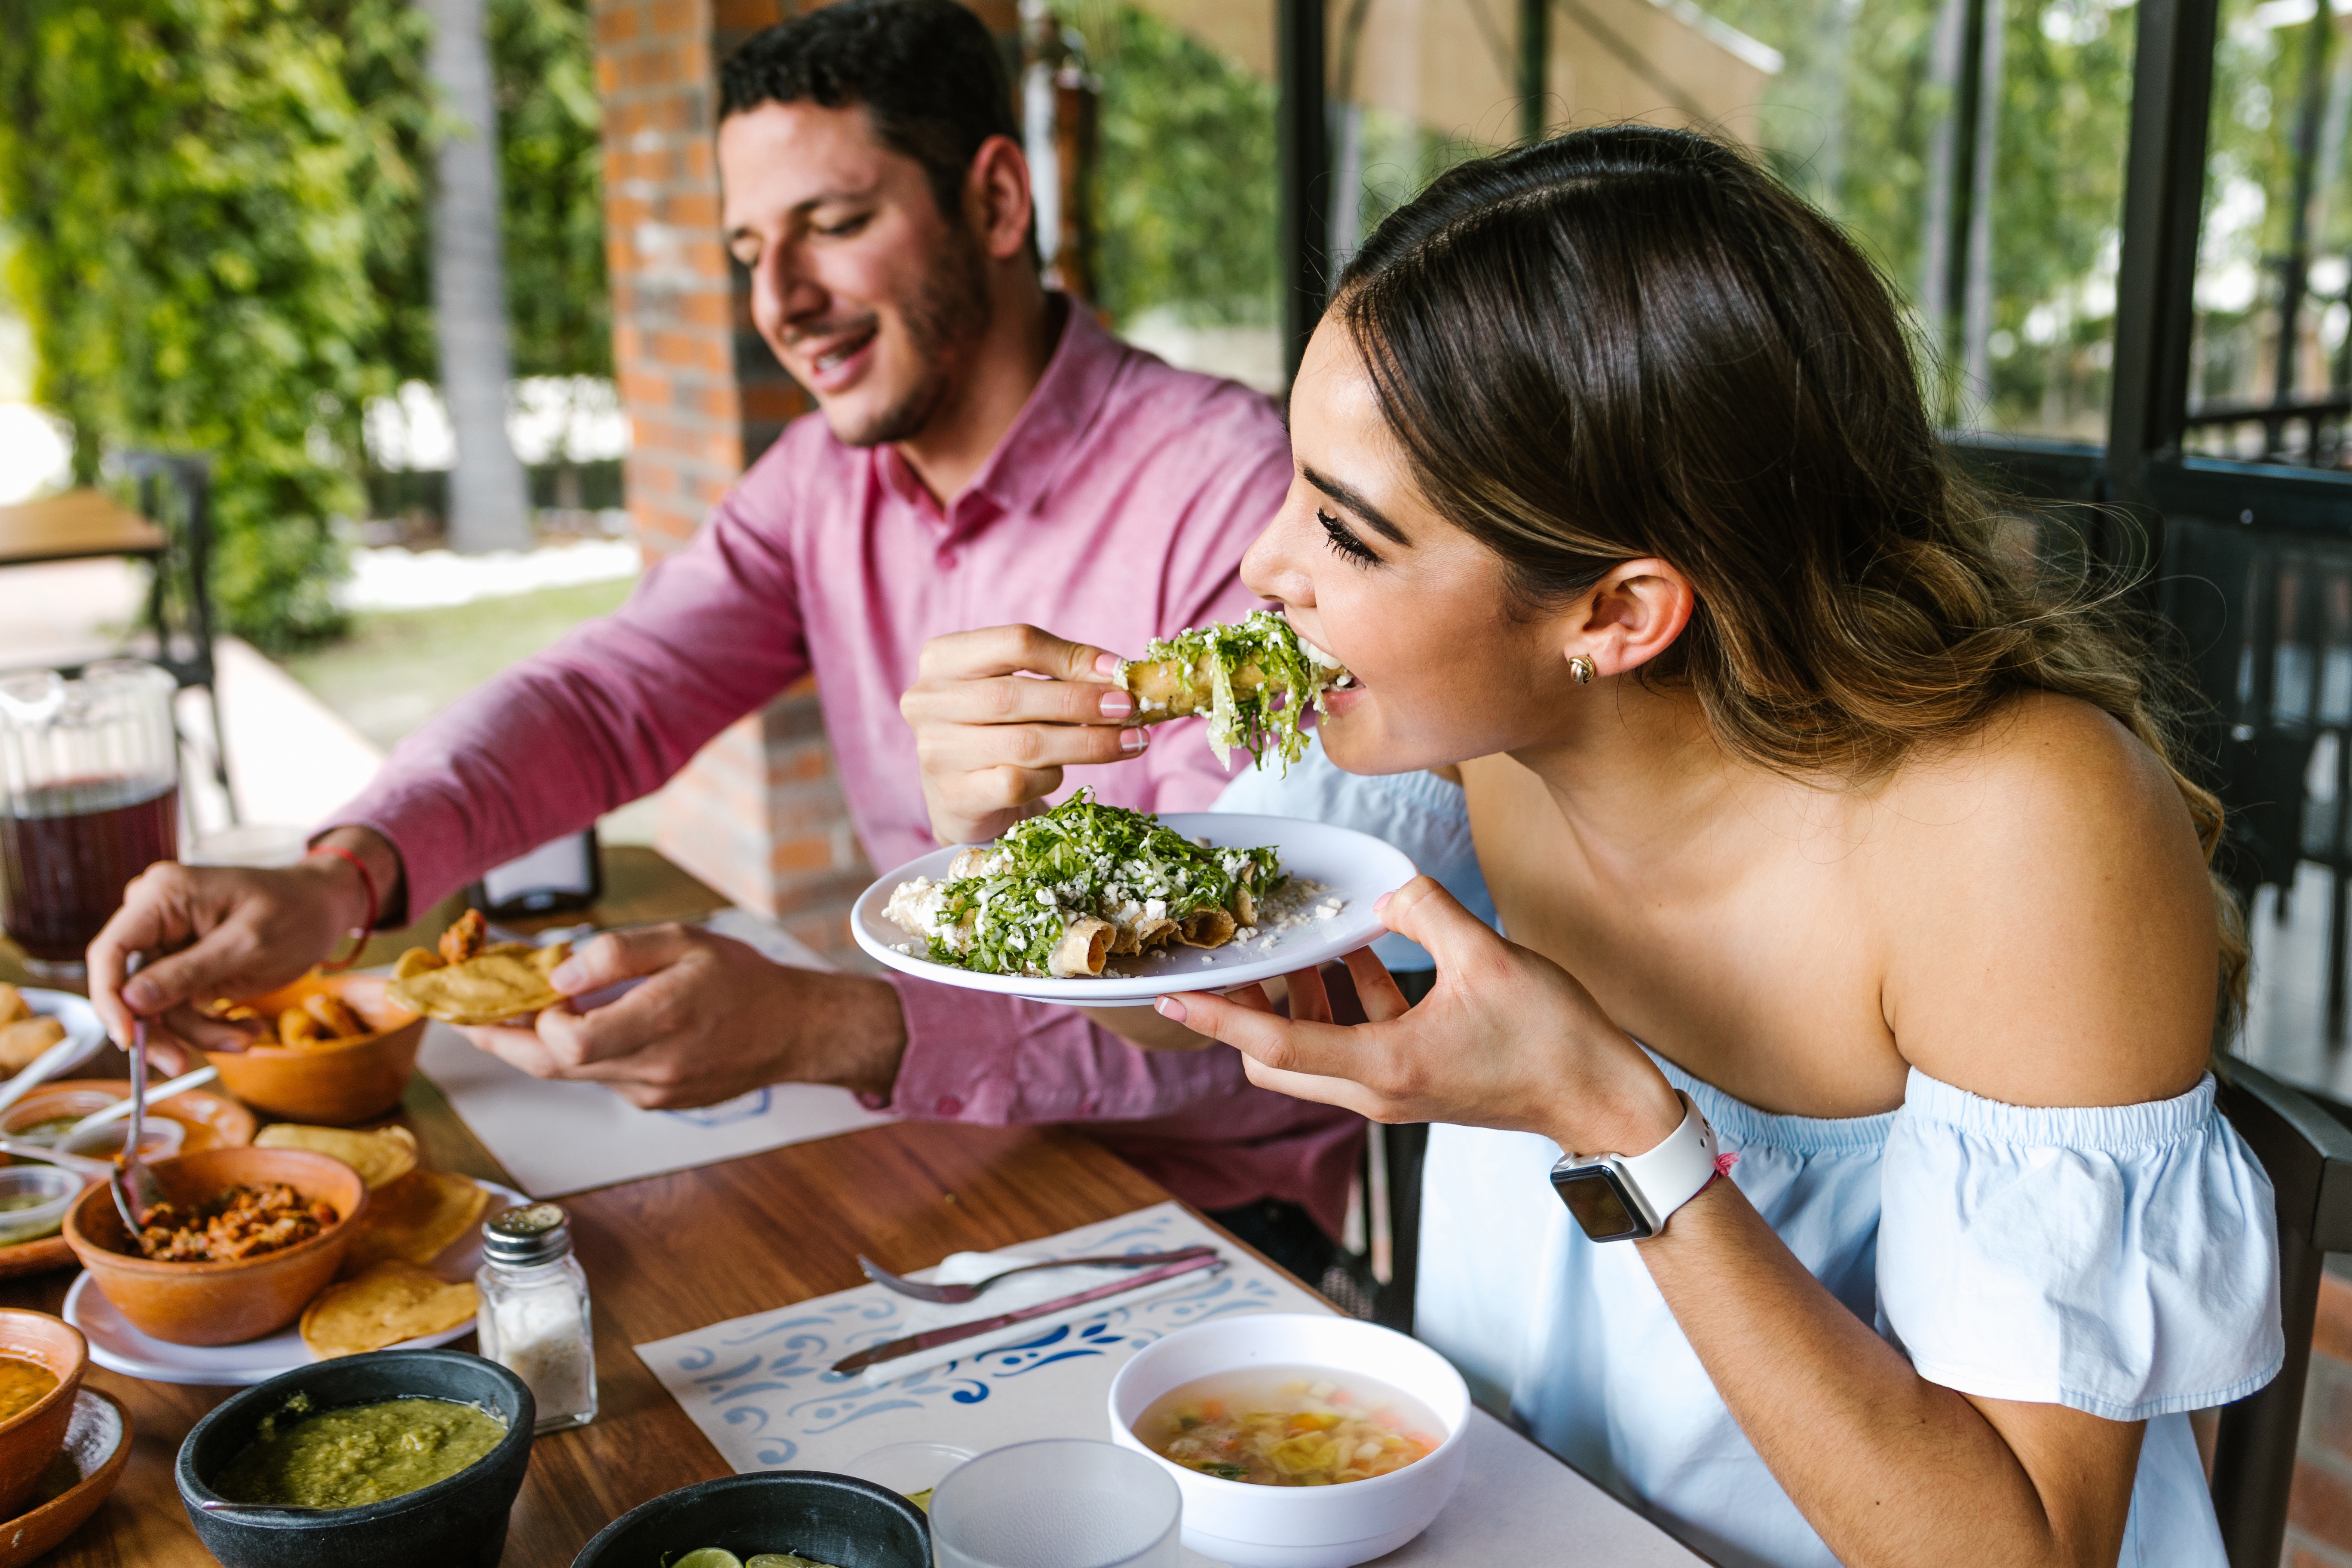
[1876,1068,2283,1421]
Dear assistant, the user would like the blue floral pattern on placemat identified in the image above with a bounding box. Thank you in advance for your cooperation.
[634,1201,1326,1474]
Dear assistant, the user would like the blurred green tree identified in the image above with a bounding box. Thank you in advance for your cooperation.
[494,0,610,381]
[1072,3,1280,330]
[0,0,606,648]
[0,0,427,647]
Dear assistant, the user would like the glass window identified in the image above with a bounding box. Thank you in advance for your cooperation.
[1688,0,2137,441]
[2187,0,2352,467]
[1032,1,1286,392]
[1328,0,1521,260]
[1320,0,2137,441]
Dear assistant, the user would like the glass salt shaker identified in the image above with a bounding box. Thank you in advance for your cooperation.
[475,1203,597,1434]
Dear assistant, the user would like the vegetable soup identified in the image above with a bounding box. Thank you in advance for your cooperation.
[1133,1365,1442,1487]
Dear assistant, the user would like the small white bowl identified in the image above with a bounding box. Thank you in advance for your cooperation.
[0,1164,85,1244]
[1106,1313,1470,1568]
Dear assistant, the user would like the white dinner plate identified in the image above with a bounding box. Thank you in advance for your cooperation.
[13,990,110,1079]
[850,813,1418,1005]
[65,1178,528,1386]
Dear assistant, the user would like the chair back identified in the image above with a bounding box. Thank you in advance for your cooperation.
[116,453,217,694]
[2212,1058,2352,1568]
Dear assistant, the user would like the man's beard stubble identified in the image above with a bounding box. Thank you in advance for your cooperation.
[829,229,993,449]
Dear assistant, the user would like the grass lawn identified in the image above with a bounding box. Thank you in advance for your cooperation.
[280,578,636,754]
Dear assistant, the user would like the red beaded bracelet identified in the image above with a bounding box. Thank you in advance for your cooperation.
[307,844,379,973]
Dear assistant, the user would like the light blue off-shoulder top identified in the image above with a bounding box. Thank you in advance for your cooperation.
[1211,745,2283,1568]
[1418,1058,2285,1568]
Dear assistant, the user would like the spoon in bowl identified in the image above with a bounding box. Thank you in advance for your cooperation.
[108,955,166,1233]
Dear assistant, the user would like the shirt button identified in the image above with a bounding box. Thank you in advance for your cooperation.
[937,549,959,570]
[934,1095,963,1117]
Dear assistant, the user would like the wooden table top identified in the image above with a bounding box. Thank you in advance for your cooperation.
[0,1099,1172,1566]
[0,845,1678,1565]
[0,490,167,570]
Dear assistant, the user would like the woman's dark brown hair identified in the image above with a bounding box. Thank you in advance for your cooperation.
[1335,125,2247,1014]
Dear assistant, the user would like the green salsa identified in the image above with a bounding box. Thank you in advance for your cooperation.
[215,1393,506,1508]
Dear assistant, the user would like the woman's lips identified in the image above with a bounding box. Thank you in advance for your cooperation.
[1322,683,1368,717]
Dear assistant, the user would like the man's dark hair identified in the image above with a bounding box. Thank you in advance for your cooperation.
[719,0,1021,227]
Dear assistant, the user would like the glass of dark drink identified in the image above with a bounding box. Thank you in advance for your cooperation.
[0,661,181,980]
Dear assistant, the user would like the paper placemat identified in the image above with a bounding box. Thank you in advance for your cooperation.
[414,908,893,1197]
[634,1200,1703,1566]
[634,1202,1320,1469]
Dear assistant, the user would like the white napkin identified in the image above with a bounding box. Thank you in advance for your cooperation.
[859,1246,1223,1387]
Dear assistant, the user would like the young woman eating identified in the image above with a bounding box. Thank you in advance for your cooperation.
[901,127,2280,1567]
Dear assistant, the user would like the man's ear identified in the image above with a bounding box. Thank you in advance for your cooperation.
[966,134,1034,262]
[1574,557,1695,679]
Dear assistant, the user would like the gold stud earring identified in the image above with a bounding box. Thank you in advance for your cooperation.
[1569,655,1596,686]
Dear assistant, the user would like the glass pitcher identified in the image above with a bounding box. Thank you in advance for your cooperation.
[0,661,181,977]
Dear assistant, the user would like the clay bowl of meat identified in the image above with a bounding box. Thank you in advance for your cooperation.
[203,973,426,1126]
[63,1148,368,1346]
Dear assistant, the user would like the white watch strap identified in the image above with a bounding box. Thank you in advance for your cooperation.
[1618,1091,1719,1231]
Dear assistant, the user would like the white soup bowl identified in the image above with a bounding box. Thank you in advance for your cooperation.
[1106,1312,1470,1568]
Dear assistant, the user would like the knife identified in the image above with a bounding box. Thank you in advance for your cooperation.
[830,1250,1226,1375]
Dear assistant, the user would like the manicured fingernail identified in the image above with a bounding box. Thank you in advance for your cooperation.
[1120,727,1149,755]
[123,978,158,1011]
[1155,995,1188,1022]
[550,959,585,991]
[1099,690,1134,719]
[1095,652,1122,676]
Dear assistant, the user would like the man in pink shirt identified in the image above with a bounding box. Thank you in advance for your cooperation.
[87,0,1359,1275]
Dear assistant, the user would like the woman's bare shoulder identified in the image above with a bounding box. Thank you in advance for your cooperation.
[1866,691,2218,1107]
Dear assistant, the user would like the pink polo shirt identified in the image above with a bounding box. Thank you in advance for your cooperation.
[331,304,1362,1233]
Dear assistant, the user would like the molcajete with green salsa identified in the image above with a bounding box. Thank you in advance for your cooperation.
[214,1392,508,1507]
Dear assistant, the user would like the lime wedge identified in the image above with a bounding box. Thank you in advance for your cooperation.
[670,1552,743,1568]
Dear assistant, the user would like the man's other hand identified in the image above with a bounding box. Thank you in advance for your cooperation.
[86,829,394,1071]
[900,624,1150,846]
[457,924,909,1109]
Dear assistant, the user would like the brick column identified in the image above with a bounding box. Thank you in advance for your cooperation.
[594,0,868,951]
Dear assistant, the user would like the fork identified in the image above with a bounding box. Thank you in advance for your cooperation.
[109,955,166,1233]
[857,1244,1220,1305]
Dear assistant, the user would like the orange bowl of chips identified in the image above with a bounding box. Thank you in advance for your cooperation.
[64,1147,369,1346]
[202,973,426,1126]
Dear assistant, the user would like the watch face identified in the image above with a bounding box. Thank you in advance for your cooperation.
[1551,1165,1653,1241]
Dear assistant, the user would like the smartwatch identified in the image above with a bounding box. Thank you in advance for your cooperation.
[1548,1092,1720,1241]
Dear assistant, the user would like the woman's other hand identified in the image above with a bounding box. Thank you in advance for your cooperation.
[1157,876,1685,1158]
[901,624,1152,845]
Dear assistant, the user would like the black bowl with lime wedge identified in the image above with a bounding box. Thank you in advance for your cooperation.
[571,1473,929,1568]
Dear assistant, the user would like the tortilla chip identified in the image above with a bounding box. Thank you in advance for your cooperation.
[0,1017,66,1072]
[391,947,445,981]
[340,1169,490,1273]
[301,1262,478,1360]
[254,1123,419,1188]
[386,943,569,1026]
[0,985,28,1027]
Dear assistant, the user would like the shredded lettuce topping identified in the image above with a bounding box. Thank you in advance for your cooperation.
[1127,609,1341,772]
[917,789,1281,977]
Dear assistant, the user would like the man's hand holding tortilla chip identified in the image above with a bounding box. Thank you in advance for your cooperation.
[450,922,908,1110]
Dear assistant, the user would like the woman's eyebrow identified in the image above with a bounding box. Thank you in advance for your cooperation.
[1301,465,1413,546]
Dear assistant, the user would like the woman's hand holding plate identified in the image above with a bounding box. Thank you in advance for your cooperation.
[1154,876,1685,1159]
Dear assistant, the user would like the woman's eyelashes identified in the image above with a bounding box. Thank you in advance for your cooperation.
[1318,509,1381,566]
